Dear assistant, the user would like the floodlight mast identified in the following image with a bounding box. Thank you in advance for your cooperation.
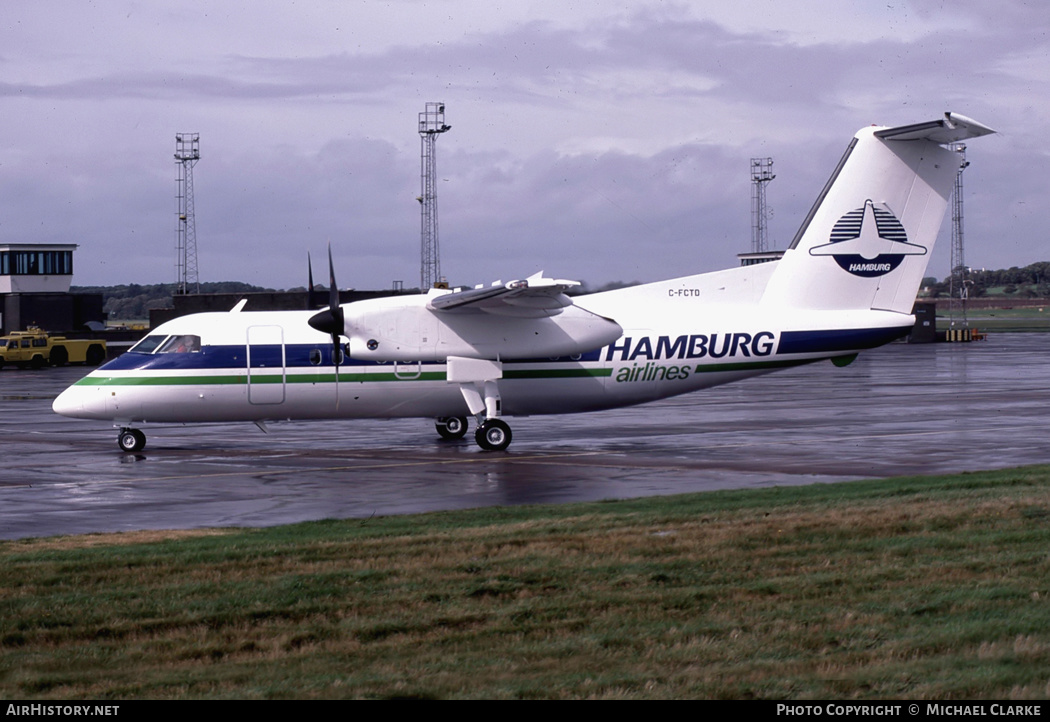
[948,143,970,330]
[175,133,201,295]
[418,103,451,289]
[750,157,775,253]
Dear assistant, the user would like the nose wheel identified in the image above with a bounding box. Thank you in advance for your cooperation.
[117,428,146,452]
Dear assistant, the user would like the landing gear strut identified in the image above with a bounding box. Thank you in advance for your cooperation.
[447,356,515,452]
[117,427,146,452]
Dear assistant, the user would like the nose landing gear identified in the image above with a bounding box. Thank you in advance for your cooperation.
[117,427,146,452]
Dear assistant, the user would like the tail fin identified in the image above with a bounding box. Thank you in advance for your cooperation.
[761,112,995,314]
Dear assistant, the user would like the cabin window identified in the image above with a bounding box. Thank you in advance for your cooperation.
[157,335,201,354]
[309,348,322,365]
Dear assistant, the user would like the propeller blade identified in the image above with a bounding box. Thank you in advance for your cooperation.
[327,246,342,409]
[307,252,318,310]
[307,246,345,338]
[306,244,345,409]
[327,244,339,314]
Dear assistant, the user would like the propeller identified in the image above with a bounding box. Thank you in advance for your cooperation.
[306,252,320,311]
[308,246,346,399]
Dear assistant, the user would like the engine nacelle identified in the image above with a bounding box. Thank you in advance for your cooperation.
[343,295,622,361]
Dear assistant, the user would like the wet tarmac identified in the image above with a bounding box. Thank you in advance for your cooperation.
[2,333,1048,540]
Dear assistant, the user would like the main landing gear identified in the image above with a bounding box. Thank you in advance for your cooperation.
[475,418,512,451]
[117,427,146,452]
[435,416,512,451]
[440,356,515,452]
[435,416,469,440]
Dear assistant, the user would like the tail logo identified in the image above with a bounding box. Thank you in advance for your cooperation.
[809,200,926,277]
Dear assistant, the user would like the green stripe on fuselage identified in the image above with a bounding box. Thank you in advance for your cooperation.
[691,357,816,374]
[76,371,448,386]
[73,356,819,388]
[503,368,612,380]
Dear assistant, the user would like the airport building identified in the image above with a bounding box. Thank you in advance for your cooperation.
[0,243,105,335]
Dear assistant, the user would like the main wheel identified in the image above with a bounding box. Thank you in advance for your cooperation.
[475,419,512,451]
[86,345,106,366]
[50,346,68,367]
[117,428,146,452]
[435,416,469,440]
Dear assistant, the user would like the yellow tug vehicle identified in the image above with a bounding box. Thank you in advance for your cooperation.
[0,328,106,369]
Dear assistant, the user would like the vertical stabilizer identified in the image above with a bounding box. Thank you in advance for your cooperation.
[761,113,994,314]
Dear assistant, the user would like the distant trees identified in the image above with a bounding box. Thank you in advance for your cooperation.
[72,282,275,320]
[72,262,1050,320]
[921,261,1050,299]
[970,262,1050,288]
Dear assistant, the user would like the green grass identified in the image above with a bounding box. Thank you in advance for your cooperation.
[946,307,1050,332]
[3,466,1050,699]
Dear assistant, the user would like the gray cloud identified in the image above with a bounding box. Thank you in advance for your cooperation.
[0,1,1044,290]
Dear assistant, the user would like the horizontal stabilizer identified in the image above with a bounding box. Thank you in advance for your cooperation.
[874,112,996,144]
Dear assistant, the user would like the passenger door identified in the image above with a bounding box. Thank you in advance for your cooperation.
[246,325,286,405]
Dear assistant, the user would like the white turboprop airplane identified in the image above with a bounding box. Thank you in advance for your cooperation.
[54,112,994,452]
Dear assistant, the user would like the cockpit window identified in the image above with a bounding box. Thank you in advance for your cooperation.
[129,335,168,354]
[157,335,201,354]
[129,334,202,354]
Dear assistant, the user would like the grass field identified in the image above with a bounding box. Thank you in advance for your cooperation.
[930,295,1050,333]
[3,465,1050,699]
[946,307,1050,332]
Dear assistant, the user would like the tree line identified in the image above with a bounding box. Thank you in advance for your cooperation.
[922,261,1050,299]
[76,262,1049,320]
[72,282,278,320]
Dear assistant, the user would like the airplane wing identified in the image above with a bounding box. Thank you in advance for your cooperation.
[428,272,580,317]
[874,112,996,144]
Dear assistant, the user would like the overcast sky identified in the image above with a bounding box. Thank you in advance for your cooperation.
[2,0,1046,290]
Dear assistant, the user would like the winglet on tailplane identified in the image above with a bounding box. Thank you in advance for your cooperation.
[761,112,995,314]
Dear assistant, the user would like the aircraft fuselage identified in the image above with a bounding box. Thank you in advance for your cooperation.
[53,298,912,425]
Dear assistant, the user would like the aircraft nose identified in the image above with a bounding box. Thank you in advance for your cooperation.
[54,379,117,419]
[52,385,83,417]
[52,383,110,419]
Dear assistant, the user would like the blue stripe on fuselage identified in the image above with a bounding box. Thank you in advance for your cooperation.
[98,344,604,371]
[97,328,903,373]
[777,326,910,354]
